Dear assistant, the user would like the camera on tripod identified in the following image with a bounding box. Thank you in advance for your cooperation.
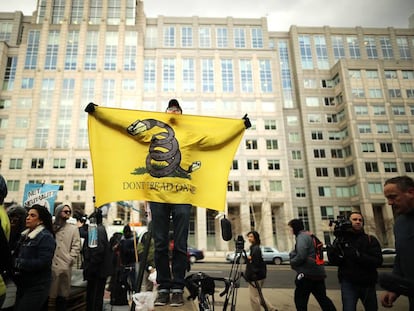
[329,215,352,237]
[235,235,245,253]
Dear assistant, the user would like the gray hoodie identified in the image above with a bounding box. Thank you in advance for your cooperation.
[290,230,326,279]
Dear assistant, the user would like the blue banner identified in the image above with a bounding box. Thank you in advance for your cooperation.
[23,183,60,214]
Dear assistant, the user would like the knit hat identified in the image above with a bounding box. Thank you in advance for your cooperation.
[288,218,305,236]
[166,99,182,112]
[53,203,71,232]
[0,174,7,204]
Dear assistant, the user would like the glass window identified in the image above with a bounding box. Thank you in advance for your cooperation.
[248,180,261,192]
[181,27,193,47]
[199,27,211,48]
[3,57,17,91]
[314,35,329,69]
[299,35,313,69]
[239,59,253,93]
[267,159,280,170]
[25,30,40,69]
[365,162,379,172]
[201,58,214,92]
[264,120,277,130]
[182,58,195,92]
[251,28,263,48]
[396,37,411,60]
[245,139,257,150]
[73,180,87,191]
[53,158,66,169]
[366,70,379,79]
[368,182,383,194]
[216,27,228,48]
[247,159,260,170]
[163,26,175,47]
[227,181,240,191]
[331,36,345,60]
[107,0,121,25]
[0,22,12,42]
[124,31,137,71]
[320,206,334,219]
[31,158,44,169]
[400,142,414,152]
[70,0,83,24]
[84,31,99,70]
[259,59,272,93]
[221,59,234,92]
[89,0,102,25]
[347,36,360,59]
[361,142,375,152]
[162,58,175,92]
[269,181,282,192]
[266,139,278,150]
[144,58,156,92]
[51,0,65,24]
[292,150,302,160]
[234,28,246,48]
[65,30,79,70]
[104,32,118,70]
[364,37,378,59]
[380,36,393,59]
[9,158,23,169]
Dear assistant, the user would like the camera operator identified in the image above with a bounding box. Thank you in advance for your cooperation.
[327,212,383,311]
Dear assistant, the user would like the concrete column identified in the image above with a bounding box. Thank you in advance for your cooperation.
[196,207,207,250]
[261,201,274,246]
[240,202,251,236]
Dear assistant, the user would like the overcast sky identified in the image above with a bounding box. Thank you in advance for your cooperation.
[0,0,413,31]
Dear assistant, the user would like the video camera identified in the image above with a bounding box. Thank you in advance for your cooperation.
[329,215,352,238]
[235,235,245,253]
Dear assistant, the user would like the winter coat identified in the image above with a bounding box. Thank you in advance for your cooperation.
[49,222,81,298]
[327,230,382,286]
[290,230,326,279]
[0,206,11,297]
[13,225,56,289]
[83,224,113,280]
[393,212,414,281]
[245,244,267,282]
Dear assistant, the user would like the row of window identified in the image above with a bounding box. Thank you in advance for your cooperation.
[7,158,88,170]
[350,87,414,100]
[354,104,414,116]
[6,179,87,192]
[349,69,414,80]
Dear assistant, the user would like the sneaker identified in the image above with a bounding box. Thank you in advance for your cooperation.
[170,292,184,307]
[154,292,170,306]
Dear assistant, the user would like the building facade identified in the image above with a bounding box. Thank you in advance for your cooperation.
[1,0,413,252]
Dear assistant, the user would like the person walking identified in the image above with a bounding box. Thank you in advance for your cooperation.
[288,218,336,311]
[82,209,113,311]
[380,176,414,310]
[49,203,81,310]
[13,204,56,311]
[327,212,383,311]
[0,175,11,308]
[244,231,278,311]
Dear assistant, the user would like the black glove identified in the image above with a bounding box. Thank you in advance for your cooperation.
[242,114,251,129]
[85,102,97,113]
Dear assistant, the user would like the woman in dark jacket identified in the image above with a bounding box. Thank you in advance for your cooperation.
[245,231,278,311]
[13,204,56,311]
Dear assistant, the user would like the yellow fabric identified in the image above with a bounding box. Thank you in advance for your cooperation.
[0,205,11,297]
[87,106,245,211]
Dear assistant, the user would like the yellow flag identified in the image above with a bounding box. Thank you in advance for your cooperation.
[87,106,245,211]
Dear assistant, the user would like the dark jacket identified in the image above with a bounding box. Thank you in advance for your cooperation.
[83,224,113,280]
[119,236,138,266]
[245,244,266,282]
[393,212,414,281]
[328,231,383,286]
[13,226,56,288]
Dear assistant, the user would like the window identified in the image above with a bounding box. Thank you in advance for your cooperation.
[264,120,277,130]
[331,36,345,60]
[364,37,378,59]
[336,186,350,197]
[361,142,375,152]
[299,35,313,69]
[84,31,98,70]
[73,180,87,191]
[295,187,306,198]
[311,131,323,140]
[380,36,393,59]
[239,59,253,93]
[320,206,334,220]
[51,180,64,190]
[347,36,360,59]
[314,149,326,158]
[389,89,402,98]
[45,30,59,70]
[247,159,260,170]
[251,28,263,48]
[402,70,414,79]
[31,158,44,169]
[248,180,261,192]
[380,143,393,152]
[392,106,405,115]
[306,97,319,107]
[365,162,379,172]
[75,158,88,169]
[294,168,304,178]
[259,59,272,93]
[6,180,20,191]
[104,32,118,70]
[162,58,175,92]
[396,124,409,134]
[352,88,365,98]
[199,27,211,48]
[314,35,329,69]
[245,139,257,150]
[65,30,79,70]
[269,180,282,192]
[182,58,195,92]
[316,167,328,177]
[53,158,66,169]
[267,159,280,170]
[369,89,382,98]
[289,132,300,143]
[181,27,193,47]
[163,26,175,47]
[404,162,414,172]
[318,186,331,197]
[331,149,343,158]
[396,37,411,60]
[407,89,414,98]
[376,124,390,134]
[400,142,414,152]
[291,150,302,160]
[358,124,371,134]
[373,105,386,115]
[366,70,379,79]
[333,167,346,177]
[266,139,278,150]
[384,162,398,173]
[234,28,246,48]
[227,181,240,191]
[216,27,228,48]
[355,106,368,115]
[231,160,238,170]
[349,69,361,78]
[144,58,156,92]
[25,30,40,69]
[368,182,382,194]
[221,59,234,92]
[124,31,137,71]
[9,158,23,169]
[21,78,34,89]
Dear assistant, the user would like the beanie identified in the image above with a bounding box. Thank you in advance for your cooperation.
[0,174,7,204]
[166,99,182,112]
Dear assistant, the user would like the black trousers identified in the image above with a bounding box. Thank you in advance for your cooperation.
[86,277,107,311]
[294,277,336,311]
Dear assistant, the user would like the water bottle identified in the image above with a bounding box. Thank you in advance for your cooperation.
[88,220,98,248]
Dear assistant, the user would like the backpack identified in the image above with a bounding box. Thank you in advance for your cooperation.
[304,231,324,265]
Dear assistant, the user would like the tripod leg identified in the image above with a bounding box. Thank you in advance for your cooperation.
[253,280,269,311]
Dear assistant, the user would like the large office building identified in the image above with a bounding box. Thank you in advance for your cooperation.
[1,0,413,252]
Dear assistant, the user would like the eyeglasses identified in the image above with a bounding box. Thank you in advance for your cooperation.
[62,210,71,215]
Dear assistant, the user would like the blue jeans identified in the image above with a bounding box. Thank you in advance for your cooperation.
[150,202,191,292]
[341,279,378,311]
